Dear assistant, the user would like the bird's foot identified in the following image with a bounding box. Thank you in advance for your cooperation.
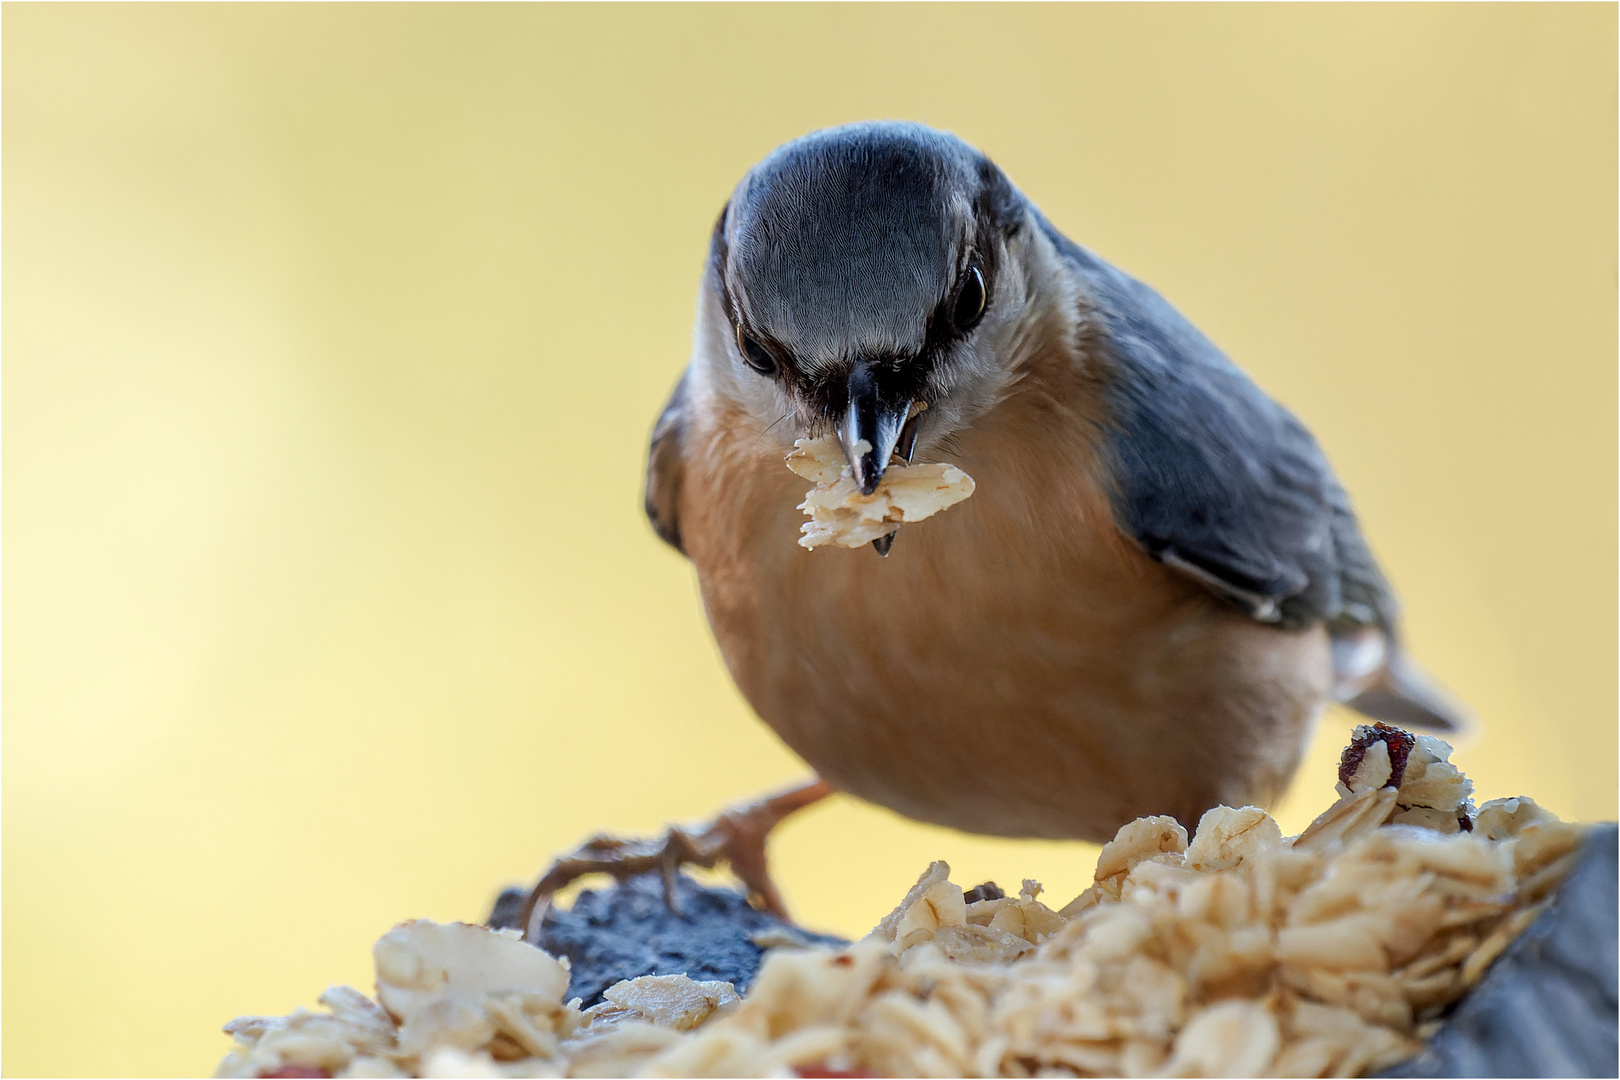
[518,778,833,942]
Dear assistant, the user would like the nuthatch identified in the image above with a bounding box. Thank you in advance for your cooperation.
[521,121,1464,934]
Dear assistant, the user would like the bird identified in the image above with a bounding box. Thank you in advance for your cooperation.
[521,120,1464,936]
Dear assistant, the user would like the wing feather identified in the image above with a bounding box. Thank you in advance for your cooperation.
[1040,214,1392,631]
[644,369,691,554]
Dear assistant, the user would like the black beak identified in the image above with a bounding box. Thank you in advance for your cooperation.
[838,360,915,496]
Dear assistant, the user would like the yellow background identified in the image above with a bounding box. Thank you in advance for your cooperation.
[4,4,1614,1075]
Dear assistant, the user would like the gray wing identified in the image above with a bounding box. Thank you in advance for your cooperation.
[1038,214,1392,632]
[644,369,691,554]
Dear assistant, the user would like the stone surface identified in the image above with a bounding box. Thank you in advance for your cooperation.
[486,874,846,1007]
[1381,823,1618,1078]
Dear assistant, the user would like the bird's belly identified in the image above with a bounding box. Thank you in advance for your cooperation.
[687,428,1332,841]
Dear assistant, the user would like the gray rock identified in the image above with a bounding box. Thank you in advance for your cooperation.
[487,874,846,1007]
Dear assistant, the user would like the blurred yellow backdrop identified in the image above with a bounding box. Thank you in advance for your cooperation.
[3,4,1614,1075]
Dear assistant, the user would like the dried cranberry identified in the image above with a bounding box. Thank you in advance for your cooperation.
[1338,723,1416,790]
[963,882,1006,904]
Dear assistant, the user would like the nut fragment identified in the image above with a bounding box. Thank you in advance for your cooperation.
[1186,805,1284,871]
[1094,814,1188,880]
[1396,735,1474,820]
[599,975,740,1031]
[373,922,569,1028]
[1473,796,1556,841]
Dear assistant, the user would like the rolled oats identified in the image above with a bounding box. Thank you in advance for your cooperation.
[786,436,975,550]
[219,729,1584,1078]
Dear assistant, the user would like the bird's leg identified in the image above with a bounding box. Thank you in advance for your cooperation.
[519,778,833,943]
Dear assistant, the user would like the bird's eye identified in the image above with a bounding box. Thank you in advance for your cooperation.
[952,264,987,331]
[736,326,778,375]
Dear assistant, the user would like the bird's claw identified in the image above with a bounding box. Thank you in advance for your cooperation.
[517,779,833,943]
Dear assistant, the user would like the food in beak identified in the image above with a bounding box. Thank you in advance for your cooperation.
[785,436,975,551]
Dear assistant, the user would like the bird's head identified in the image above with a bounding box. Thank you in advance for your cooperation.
[706,122,1039,494]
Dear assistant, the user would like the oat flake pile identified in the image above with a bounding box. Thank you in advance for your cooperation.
[217,726,1588,1079]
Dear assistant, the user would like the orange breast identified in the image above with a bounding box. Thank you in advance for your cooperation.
[681,371,1331,841]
